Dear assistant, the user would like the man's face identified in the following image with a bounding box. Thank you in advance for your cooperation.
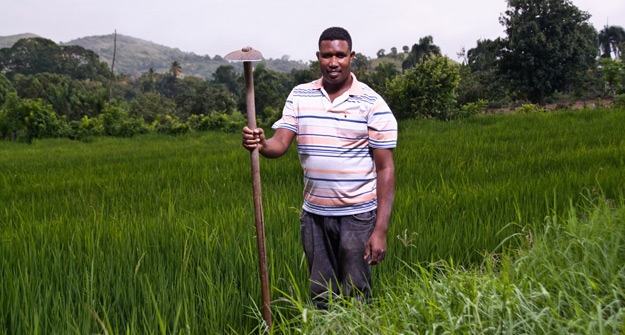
[316,40,355,86]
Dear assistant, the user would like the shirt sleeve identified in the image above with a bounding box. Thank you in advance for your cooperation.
[271,90,298,133]
[367,97,398,149]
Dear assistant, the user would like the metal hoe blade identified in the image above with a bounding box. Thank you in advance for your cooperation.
[224,46,263,62]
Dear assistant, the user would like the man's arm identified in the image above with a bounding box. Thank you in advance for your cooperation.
[242,127,295,158]
[365,148,395,265]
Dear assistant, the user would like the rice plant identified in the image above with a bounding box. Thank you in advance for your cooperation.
[1,108,624,333]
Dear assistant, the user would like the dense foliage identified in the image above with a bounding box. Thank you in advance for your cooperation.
[499,0,599,106]
[1,0,625,142]
[383,56,460,119]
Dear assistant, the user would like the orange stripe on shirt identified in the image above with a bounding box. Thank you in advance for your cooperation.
[297,136,367,147]
[304,168,373,174]
[305,192,377,207]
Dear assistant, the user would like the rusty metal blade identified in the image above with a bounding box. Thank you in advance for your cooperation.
[224,46,263,62]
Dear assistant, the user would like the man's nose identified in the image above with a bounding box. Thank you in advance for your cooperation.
[329,56,338,66]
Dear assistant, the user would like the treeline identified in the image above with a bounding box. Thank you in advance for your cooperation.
[0,37,310,142]
[1,0,625,143]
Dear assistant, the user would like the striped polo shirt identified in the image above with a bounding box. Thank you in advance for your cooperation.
[272,74,398,216]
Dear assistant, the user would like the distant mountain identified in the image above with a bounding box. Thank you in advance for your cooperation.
[0,33,41,49]
[63,34,309,79]
[0,33,309,79]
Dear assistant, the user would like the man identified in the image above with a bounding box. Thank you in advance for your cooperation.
[242,27,397,307]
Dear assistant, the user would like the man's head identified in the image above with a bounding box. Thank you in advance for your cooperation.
[316,27,355,88]
[318,27,352,51]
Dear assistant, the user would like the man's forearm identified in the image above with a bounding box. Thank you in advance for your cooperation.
[375,166,395,232]
[257,128,296,158]
[373,148,395,232]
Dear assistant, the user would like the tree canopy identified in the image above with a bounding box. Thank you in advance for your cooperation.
[0,37,111,81]
[499,0,598,105]
[599,25,625,59]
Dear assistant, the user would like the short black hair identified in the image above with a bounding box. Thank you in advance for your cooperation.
[318,27,352,51]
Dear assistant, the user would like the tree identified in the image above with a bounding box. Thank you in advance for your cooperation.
[129,93,176,123]
[212,65,240,97]
[170,61,182,78]
[60,45,111,81]
[141,68,157,93]
[599,58,624,100]
[467,39,503,72]
[599,25,625,59]
[0,37,110,81]
[351,53,370,79]
[402,36,442,72]
[376,49,386,58]
[384,56,459,120]
[0,73,15,107]
[456,38,508,106]
[402,45,410,53]
[12,73,107,120]
[290,60,322,85]
[248,63,292,121]
[0,38,63,78]
[367,62,399,92]
[156,73,180,99]
[499,0,598,106]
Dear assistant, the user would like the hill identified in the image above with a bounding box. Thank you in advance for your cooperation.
[0,33,309,79]
[63,34,308,79]
[0,33,41,49]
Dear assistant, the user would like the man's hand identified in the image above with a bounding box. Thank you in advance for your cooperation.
[241,127,295,158]
[242,126,266,152]
[365,228,387,265]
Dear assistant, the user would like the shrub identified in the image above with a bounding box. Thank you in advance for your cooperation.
[187,114,211,131]
[153,114,189,135]
[383,56,459,120]
[518,104,546,114]
[613,94,625,108]
[0,93,65,142]
[75,115,104,138]
[454,99,489,119]
[98,106,148,137]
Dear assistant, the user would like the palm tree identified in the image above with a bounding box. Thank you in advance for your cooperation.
[414,35,441,63]
[599,25,625,59]
[401,35,442,72]
[170,61,182,78]
[148,67,156,82]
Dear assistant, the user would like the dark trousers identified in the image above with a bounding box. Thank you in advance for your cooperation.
[300,209,377,308]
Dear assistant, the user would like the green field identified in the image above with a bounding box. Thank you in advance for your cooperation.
[1,108,624,334]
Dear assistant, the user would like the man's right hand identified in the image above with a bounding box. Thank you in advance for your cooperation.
[242,126,265,152]
[242,127,295,158]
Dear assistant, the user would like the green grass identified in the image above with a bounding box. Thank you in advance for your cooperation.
[273,196,625,334]
[1,108,624,333]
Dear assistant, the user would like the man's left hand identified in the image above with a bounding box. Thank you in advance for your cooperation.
[365,228,387,265]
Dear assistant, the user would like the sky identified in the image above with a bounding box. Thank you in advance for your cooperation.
[2,0,624,63]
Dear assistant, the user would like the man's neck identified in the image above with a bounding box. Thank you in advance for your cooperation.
[323,74,353,102]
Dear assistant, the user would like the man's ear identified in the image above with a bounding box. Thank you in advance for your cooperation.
[316,51,321,60]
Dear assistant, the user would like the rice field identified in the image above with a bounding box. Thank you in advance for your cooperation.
[1,108,624,334]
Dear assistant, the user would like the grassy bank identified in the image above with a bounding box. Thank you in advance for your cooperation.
[1,108,624,333]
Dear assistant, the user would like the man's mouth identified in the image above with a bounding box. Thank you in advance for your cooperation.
[327,70,341,77]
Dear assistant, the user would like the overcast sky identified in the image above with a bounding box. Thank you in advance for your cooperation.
[2,0,624,63]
